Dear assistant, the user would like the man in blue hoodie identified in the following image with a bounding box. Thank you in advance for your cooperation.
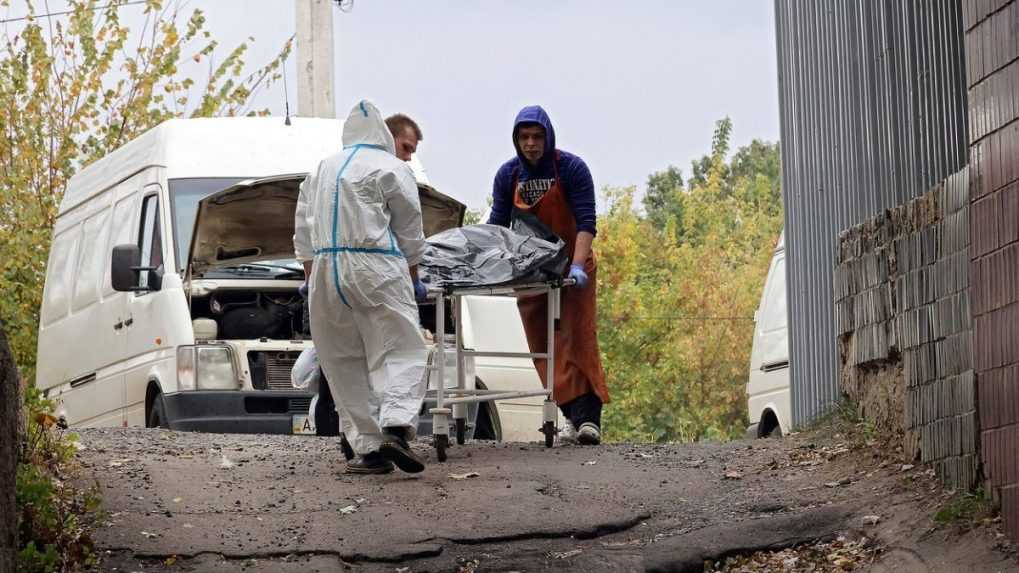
[487,105,611,445]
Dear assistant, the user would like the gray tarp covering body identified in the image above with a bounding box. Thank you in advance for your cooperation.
[419,211,569,289]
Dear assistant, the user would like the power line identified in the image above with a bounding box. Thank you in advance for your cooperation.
[1,1,148,24]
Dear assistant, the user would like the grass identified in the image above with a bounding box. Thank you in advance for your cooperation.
[934,489,997,528]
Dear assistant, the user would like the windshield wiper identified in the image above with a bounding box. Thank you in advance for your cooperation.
[218,263,304,277]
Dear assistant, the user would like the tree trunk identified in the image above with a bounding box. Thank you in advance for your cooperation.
[0,323,20,573]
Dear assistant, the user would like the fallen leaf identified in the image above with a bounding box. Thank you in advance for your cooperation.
[724,471,743,480]
[172,497,183,503]
[449,472,480,480]
[900,464,914,472]
[862,515,880,526]
[825,481,841,488]
[140,531,159,539]
[548,549,583,559]
[582,460,597,466]
[164,556,177,566]
[339,505,358,515]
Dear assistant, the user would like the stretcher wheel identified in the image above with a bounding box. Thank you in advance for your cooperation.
[435,434,448,462]
[455,418,467,445]
[542,421,555,448]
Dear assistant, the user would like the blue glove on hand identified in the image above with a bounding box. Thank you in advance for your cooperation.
[298,282,309,299]
[414,279,428,302]
[568,263,589,288]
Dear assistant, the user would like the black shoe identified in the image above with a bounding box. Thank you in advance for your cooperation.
[339,433,355,461]
[379,427,425,474]
[345,452,394,474]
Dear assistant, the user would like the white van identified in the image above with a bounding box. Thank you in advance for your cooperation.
[746,230,790,438]
[36,116,545,439]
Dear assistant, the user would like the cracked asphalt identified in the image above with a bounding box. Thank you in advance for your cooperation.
[72,427,1015,572]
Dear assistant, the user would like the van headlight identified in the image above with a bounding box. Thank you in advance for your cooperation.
[177,345,239,391]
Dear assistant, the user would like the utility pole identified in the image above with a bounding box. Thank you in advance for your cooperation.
[295,0,336,118]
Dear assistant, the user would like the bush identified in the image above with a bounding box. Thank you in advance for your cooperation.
[16,388,100,573]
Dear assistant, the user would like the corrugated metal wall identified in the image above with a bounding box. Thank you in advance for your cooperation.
[774,0,970,425]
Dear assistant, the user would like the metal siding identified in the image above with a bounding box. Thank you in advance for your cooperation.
[775,0,970,426]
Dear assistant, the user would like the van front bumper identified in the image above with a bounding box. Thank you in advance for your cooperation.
[162,390,314,434]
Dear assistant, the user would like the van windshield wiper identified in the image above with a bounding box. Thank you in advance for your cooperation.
[217,263,304,278]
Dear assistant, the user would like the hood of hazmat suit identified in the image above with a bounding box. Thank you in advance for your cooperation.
[293,100,428,456]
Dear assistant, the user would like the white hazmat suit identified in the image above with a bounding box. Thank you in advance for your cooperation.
[294,100,428,456]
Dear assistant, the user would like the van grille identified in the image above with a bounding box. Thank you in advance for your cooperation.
[247,351,301,391]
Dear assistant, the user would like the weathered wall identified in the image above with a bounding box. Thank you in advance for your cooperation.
[963,0,1019,536]
[835,169,977,490]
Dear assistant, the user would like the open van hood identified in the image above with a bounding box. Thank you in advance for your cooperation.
[188,175,467,276]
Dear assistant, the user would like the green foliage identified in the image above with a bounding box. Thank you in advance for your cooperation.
[463,209,484,226]
[934,489,996,528]
[600,119,783,442]
[642,117,782,239]
[17,388,101,573]
[0,0,292,383]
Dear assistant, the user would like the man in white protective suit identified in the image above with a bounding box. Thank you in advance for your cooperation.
[295,99,431,474]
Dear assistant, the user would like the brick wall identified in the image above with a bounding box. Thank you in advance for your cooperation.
[834,169,977,490]
[964,0,1019,536]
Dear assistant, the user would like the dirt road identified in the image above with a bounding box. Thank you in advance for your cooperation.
[75,427,1015,572]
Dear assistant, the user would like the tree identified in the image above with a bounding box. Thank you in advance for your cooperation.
[642,117,781,240]
[1,323,18,573]
[0,0,291,383]
[599,120,783,442]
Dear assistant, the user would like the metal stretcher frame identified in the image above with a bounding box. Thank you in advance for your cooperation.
[425,279,573,461]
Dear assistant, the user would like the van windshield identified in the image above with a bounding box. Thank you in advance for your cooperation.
[169,177,245,273]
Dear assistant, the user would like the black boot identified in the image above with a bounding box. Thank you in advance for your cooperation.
[345,451,394,474]
[379,427,425,473]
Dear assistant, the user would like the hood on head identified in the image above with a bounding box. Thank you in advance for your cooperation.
[512,105,556,166]
[342,99,395,155]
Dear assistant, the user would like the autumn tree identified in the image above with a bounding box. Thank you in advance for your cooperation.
[599,119,783,442]
[0,0,291,382]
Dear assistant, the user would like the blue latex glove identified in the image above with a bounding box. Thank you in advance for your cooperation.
[298,282,309,299]
[568,263,588,288]
[414,279,428,302]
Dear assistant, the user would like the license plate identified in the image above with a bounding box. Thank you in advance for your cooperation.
[292,414,317,435]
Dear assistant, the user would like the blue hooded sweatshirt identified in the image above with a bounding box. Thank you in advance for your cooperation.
[487,106,597,236]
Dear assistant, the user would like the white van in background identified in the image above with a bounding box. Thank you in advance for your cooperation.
[746,230,790,438]
[35,116,544,440]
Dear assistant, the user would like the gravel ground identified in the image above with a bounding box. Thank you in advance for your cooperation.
[71,427,1017,572]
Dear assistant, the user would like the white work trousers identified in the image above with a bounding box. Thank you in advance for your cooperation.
[309,256,428,456]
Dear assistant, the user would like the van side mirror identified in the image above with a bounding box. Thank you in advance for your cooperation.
[111,244,163,292]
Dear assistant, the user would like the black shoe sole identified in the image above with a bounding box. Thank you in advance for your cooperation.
[379,442,425,473]
[345,462,394,475]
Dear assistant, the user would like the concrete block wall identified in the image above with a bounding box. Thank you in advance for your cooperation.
[964,0,1019,537]
[835,169,977,490]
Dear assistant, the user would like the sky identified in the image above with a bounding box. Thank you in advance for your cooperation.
[3,0,780,211]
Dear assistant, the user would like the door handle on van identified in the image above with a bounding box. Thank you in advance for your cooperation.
[124,317,134,327]
[113,320,124,330]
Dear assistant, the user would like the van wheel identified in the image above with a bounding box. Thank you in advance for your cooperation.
[759,411,782,438]
[148,394,170,429]
[471,378,500,441]
[473,402,498,441]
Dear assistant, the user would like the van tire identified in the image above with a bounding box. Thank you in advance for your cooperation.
[148,394,170,429]
[759,411,782,438]
[472,378,500,441]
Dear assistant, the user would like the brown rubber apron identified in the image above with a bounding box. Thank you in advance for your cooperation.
[513,153,610,406]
